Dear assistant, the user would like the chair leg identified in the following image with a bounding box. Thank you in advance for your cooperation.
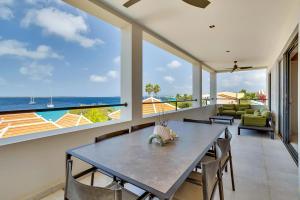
[90,172,95,186]
[218,170,224,200]
[229,151,235,191]
[225,164,228,172]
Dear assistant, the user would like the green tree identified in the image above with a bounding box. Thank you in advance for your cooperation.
[70,107,114,123]
[145,83,154,96]
[153,84,161,96]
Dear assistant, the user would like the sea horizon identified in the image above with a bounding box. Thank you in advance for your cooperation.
[0,96,177,112]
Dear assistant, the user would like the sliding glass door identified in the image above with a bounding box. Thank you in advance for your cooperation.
[279,35,298,165]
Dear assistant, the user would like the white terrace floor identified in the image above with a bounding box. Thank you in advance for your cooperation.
[42,120,298,200]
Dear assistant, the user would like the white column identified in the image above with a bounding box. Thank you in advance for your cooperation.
[120,24,143,122]
[210,72,217,105]
[192,63,202,107]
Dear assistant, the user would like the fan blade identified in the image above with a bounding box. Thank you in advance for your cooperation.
[231,68,236,73]
[123,0,141,8]
[239,66,253,70]
[182,0,211,8]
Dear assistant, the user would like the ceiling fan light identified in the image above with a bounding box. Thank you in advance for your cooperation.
[182,0,211,8]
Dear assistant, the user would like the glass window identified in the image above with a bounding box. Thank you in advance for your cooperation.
[143,40,193,116]
[216,69,267,104]
[0,1,121,139]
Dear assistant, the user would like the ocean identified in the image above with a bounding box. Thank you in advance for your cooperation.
[0,97,121,112]
[0,96,177,112]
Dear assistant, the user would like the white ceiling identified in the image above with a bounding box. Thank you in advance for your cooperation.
[100,0,300,70]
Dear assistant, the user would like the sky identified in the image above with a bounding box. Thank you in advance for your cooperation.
[0,0,266,97]
[217,69,266,93]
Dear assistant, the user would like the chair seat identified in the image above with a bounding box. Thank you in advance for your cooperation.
[173,181,203,200]
[106,182,144,200]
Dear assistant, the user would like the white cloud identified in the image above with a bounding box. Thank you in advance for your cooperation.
[89,74,107,82]
[89,70,118,83]
[0,39,62,60]
[20,62,54,80]
[0,0,14,20]
[107,70,117,79]
[156,67,165,72]
[25,0,64,5]
[21,7,104,48]
[164,76,175,83]
[167,60,181,69]
[0,77,6,85]
[113,56,120,65]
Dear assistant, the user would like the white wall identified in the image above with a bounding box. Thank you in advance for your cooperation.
[0,106,216,200]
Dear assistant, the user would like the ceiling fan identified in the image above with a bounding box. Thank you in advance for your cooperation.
[227,61,253,73]
[123,0,211,8]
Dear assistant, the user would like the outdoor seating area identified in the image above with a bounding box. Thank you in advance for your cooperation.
[43,119,298,200]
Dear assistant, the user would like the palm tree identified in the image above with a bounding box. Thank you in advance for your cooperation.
[153,84,161,97]
[145,83,154,97]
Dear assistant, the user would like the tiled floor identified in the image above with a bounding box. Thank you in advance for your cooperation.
[42,120,299,200]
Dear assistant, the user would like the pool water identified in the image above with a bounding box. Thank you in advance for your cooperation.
[37,110,68,122]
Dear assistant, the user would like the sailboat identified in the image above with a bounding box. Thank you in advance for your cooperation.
[29,97,36,105]
[47,96,55,108]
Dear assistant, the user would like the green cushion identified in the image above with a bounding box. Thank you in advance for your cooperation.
[223,104,235,110]
[243,115,267,127]
[222,110,236,115]
[236,104,250,111]
[261,111,270,118]
[236,110,246,115]
[245,109,255,114]
[254,110,261,116]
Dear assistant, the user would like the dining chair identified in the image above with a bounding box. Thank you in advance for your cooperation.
[196,130,235,191]
[64,159,143,200]
[172,144,224,200]
[91,129,130,185]
[183,118,212,124]
[131,122,155,132]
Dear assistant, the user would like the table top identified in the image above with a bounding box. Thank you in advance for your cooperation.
[67,121,226,199]
[210,115,234,120]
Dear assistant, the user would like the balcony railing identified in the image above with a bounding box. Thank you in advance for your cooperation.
[0,103,127,115]
[142,99,197,112]
[216,98,268,105]
[0,103,127,139]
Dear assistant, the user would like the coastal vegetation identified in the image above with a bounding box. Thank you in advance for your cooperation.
[70,107,115,123]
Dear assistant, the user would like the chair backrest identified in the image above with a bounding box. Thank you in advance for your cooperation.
[131,122,155,132]
[65,160,122,200]
[217,130,232,161]
[95,129,130,143]
[183,118,212,124]
[202,145,222,200]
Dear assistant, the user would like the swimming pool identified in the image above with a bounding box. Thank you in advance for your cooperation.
[37,110,68,122]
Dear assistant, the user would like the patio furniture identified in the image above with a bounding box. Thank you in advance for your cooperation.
[64,160,142,200]
[173,145,224,200]
[91,129,130,185]
[238,110,274,139]
[218,104,254,118]
[131,122,155,132]
[209,115,234,125]
[183,118,212,124]
[66,121,226,200]
[192,130,235,191]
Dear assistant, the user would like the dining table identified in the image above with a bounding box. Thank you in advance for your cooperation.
[66,120,227,200]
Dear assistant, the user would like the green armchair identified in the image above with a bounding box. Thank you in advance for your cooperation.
[241,110,271,127]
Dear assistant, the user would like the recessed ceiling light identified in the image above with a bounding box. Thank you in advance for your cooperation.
[226,50,231,53]
[209,25,215,29]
